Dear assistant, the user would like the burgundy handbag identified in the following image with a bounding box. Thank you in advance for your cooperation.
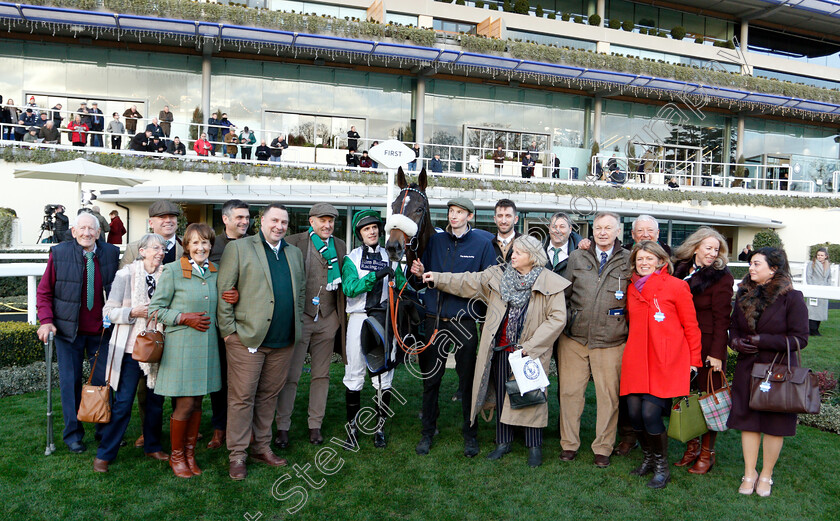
[749,337,820,415]
[133,311,164,363]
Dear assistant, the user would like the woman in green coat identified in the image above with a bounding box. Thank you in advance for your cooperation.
[149,223,221,479]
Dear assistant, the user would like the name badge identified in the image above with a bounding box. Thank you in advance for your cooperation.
[759,381,771,393]
[312,296,320,306]
[654,311,665,322]
[608,308,625,316]
[614,290,624,300]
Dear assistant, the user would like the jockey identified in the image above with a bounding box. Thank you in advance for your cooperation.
[341,210,407,449]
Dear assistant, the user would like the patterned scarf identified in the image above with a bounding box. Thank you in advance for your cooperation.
[500,265,543,345]
[309,227,341,290]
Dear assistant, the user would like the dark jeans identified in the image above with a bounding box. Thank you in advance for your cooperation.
[55,332,109,446]
[96,354,164,461]
[90,133,103,147]
[418,316,478,440]
[209,330,228,431]
[111,136,122,150]
[240,148,252,160]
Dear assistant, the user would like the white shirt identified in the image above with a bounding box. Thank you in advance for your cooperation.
[547,242,569,265]
[497,233,514,248]
[596,246,614,263]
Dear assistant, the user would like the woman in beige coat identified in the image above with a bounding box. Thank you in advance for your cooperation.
[423,235,569,467]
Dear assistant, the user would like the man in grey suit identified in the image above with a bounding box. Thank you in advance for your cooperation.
[217,203,305,481]
[275,203,347,447]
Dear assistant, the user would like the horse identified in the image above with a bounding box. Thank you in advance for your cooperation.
[384,167,433,267]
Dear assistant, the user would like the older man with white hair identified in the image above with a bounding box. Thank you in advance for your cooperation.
[625,214,671,255]
[36,212,120,453]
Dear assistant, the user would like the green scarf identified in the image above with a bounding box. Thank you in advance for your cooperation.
[308,227,341,290]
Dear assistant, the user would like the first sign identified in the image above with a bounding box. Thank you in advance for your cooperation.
[368,139,416,169]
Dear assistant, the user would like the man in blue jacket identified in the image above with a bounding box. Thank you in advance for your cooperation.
[410,198,496,457]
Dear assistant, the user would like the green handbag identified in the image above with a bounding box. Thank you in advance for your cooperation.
[667,394,708,442]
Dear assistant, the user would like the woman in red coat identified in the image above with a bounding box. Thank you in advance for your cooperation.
[67,114,88,146]
[671,227,734,474]
[621,241,702,489]
[728,248,808,497]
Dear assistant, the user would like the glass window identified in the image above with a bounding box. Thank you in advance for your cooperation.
[386,13,418,27]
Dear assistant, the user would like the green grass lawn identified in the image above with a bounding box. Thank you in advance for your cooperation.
[2,313,839,521]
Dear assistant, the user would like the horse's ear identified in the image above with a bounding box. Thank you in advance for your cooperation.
[397,167,407,189]
[418,168,427,192]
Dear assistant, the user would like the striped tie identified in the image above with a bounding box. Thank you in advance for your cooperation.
[84,251,94,310]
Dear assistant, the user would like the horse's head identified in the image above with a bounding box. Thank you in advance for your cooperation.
[385,167,429,264]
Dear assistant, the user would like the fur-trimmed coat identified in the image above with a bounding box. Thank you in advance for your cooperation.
[727,273,809,437]
[673,261,734,392]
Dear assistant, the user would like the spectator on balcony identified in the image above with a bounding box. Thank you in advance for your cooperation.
[358,150,373,169]
[21,108,38,137]
[224,131,238,159]
[1,96,14,140]
[89,102,104,147]
[3,98,20,141]
[408,143,420,171]
[26,96,39,116]
[346,148,359,168]
[238,127,256,160]
[158,106,174,138]
[194,132,212,157]
[23,126,40,143]
[255,139,270,162]
[68,115,89,147]
[218,113,236,144]
[738,245,753,262]
[36,112,49,128]
[40,120,60,144]
[207,114,220,156]
[493,145,506,175]
[521,152,535,179]
[168,136,186,156]
[151,136,167,155]
[370,140,379,168]
[528,140,540,164]
[77,102,92,129]
[269,134,288,162]
[129,130,152,152]
[430,153,443,173]
[667,177,680,189]
[347,125,360,151]
[107,210,126,245]
[123,105,142,135]
[146,118,164,140]
[607,154,618,172]
[51,103,63,143]
[106,113,125,150]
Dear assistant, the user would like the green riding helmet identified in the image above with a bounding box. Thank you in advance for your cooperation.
[353,209,384,241]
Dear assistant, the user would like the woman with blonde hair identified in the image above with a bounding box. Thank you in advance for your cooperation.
[806,247,830,336]
[671,227,734,474]
[622,241,702,489]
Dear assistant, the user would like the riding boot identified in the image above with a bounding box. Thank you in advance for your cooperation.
[688,431,717,475]
[343,390,361,451]
[185,410,202,476]
[646,432,670,489]
[675,437,701,467]
[809,320,821,336]
[169,417,192,479]
[374,390,391,448]
[629,430,654,477]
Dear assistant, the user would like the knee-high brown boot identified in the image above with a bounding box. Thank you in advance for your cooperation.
[169,417,193,479]
[674,437,700,467]
[688,431,716,474]
[185,410,203,476]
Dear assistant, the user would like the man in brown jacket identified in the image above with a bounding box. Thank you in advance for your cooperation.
[557,211,632,468]
[275,203,347,447]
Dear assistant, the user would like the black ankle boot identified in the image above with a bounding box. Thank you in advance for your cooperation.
[373,390,391,449]
[344,390,362,451]
[647,432,671,489]
[630,430,653,476]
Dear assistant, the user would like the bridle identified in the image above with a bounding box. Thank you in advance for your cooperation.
[389,185,436,355]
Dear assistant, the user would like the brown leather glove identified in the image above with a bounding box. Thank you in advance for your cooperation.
[180,312,211,332]
[730,337,758,355]
[221,288,239,304]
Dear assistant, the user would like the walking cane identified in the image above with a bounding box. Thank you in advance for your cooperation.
[44,331,56,456]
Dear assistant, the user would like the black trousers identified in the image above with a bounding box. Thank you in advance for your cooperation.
[418,316,478,439]
[111,136,121,150]
[492,349,542,447]
[240,148,252,160]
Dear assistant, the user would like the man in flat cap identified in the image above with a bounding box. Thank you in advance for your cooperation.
[275,203,347,447]
[410,198,496,457]
[120,200,183,450]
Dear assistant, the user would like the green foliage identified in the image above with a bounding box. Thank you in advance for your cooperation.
[622,19,634,31]
[561,12,570,21]
[0,322,42,368]
[535,4,543,17]
[799,403,840,434]
[474,0,484,7]
[752,229,784,250]
[573,15,583,23]
[455,0,465,5]
[658,30,668,38]
[460,34,506,54]
[0,207,16,247]
[588,14,601,26]
[189,106,202,143]
[695,36,704,43]
[503,0,513,12]
[590,141,600,159]
[608,19,621,29]
[0,361,60,398]
[489,2,499,10]
[0,295,27,313]
[638,27,648,35]
[670,26,686,40]
[808,243,840,262]
[513,0,530,14]
[547,12,555,19]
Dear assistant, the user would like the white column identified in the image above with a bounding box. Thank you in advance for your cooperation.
[415,76,426,166]
[736,113,745,160]
[740,21,751,75]
[593,95,603,146]
[202,39,213,134]
[597,0,605,27]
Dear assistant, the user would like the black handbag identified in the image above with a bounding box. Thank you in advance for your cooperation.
[748,337,820,415]
[505,378,547,410]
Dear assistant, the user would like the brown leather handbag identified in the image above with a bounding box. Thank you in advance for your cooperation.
[77,341,114,424]
[133,311,164,363]
[749,337,820,415]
